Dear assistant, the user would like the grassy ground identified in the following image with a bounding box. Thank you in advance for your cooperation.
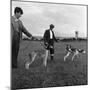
[11,40,87,90]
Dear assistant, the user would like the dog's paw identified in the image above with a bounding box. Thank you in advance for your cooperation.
[64,58,66,61]
[71,58,74,61]
[25,62,30,69]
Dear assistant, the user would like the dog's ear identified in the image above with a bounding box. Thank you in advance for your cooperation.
[70,45,73,48]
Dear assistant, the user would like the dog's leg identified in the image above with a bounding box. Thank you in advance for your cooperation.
[43,50,48,67]
[25,52,37,69]
[72,53,76,61]
[25,62,30,69]
[25,54,31,69]
[29,52,37,65]
[64,52,70,61]
[76,51,80,59]
[76,53,80,60]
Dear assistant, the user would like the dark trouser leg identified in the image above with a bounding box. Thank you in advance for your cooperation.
[51,55,54,60]
[50,46,54,61]
[48,39,54,61]
[12,39,19,68]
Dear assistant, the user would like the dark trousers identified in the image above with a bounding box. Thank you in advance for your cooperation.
[45,39,54,60]
[49,46,54,60]
[12,38,20,68]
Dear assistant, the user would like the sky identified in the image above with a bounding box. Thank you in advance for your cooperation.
[12,1,87,37]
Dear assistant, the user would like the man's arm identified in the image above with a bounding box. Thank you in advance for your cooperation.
[53,31,58,42]
[22,25,32,38]
[19,20,33,38]
[43,30,46,41]
[43,30,48,43]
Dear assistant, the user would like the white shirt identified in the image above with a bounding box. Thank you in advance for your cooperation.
[50,30,53,39]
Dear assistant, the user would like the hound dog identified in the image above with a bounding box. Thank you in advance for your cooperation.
[25,42,49,69]
[64,44,86,61]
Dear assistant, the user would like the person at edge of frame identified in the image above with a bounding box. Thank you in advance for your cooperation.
[43,24,59,61]
[11,7,35,68]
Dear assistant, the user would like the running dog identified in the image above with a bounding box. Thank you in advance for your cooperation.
[64,44,86,61]
[25,42,49,69]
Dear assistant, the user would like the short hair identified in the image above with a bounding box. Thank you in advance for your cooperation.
[50,24,55,28]
[14,7,23,14]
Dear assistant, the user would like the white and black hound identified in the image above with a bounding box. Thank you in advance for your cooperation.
[25,42,49,69]
[64,44,86,61]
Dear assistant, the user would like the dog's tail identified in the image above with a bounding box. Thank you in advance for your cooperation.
[78,49,86,53]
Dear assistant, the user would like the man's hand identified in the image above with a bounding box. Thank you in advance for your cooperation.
[31,36,37,40]
[56,39,60,42]
[45,42,48,46]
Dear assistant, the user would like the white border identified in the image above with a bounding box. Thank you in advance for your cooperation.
[0,0,89,90]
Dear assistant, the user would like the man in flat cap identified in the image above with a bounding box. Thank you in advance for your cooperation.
[11,7,34,68]
[43,24,58,61]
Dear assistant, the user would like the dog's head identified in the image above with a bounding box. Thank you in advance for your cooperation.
[66,44,72,48]
[65,44,72,51]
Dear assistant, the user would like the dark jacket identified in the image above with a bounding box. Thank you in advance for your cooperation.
[43,29,57,44]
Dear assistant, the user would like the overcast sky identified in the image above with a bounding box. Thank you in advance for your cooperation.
[12,1,87,37]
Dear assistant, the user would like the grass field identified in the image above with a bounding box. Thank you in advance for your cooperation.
[12,40,88,89]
